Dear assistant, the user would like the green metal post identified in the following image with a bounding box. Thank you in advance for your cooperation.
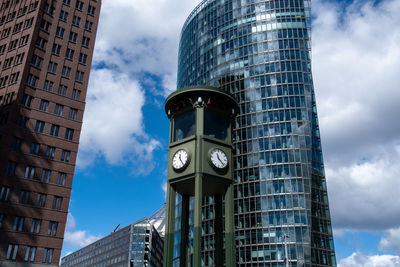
[193,173,203,267]
[180,194,189,267]
[224,184,235,267]
[214,195,223,267]
[163,184,176,267]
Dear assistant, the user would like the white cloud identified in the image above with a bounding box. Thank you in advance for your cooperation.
[94,0,200,94]
[338,252,400,267]
[326,145,400,230]
[64,230,102,247]
[379,227,400,254]
[312,0,400,230]
[64,214,102,247]
[76,0,204,169]
[77,68,161,174]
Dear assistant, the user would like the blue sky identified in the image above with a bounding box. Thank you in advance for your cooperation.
[61,0,400,266]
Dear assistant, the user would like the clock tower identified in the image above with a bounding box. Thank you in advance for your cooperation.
[164,86,238,267]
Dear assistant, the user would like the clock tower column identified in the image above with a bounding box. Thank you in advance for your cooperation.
[163,86,238,267]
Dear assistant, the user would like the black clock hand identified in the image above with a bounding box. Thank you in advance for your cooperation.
[216,153,223,165]
[179,154,184,165]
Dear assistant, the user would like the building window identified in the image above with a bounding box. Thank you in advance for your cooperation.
[21,94,33,108]
[65,48,75,60]
[68,32,77,43]
[13,22,23,33]
[27,74,38,87]
[35,193,46,207]
[60,150,70,162]
[84,20,93,31]
[58,85,68,96]
[48,221,58,236]
[30,142,40,155]
[42,248,54,264]
[19,190,30,204]
[3,56,14,69]
[12,137,22,151]
[17,115,28,128]
[13,216,24,231]
[31,54,42,68]
[45,146,55,159]
[0,75,9,87]
[9,72,20,84]
[81,36,90,47]
[44,3,54,15]
[56,26,65,38]
[62,66,71,77]
[30,219,41,233]
[63,0,71,5]
[6,244,19,260]
[57,172,66,186]
[25,165,35,179]
[65,128,74,141]
[34,120,45,133]
[0,186,11,201]
[69,108,78,120]
[59,11,68,21]
[39,100,49,112]
[8,39,18,51]
[1,27,11,38]
[0,44,6,54]
[75,71,84,82]
[43,80,54,92]
[48,61,57,73]
[54,104,64,116]
[24,246,36,262]
[41,169,51,183]
[6,161,17,176]
[15,53,25,65]
[20,34,30,46]
[72,15,80,26]
[49,124,59,137]
[35,36,47,49]
[72,89,81,99]
[78,53,87,64]
[76,0,84,10]
[88,5,96,15]
[52,196,62,210]
[51,44,61,55]
[40,19,51,32]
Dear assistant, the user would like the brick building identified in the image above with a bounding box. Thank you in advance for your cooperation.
[0,0,101,266]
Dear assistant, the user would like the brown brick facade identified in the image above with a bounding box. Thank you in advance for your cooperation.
[0,0,101,265]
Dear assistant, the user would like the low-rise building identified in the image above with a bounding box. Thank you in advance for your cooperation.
[60,206,165,267]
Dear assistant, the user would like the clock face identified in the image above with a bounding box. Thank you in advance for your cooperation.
[210,148,228,169]
[172,149,189,171]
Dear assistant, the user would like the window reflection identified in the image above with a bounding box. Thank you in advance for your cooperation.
[174,111,195,142]
[204,109,228,141]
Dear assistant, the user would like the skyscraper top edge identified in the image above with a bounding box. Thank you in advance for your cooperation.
[181,0,211,35]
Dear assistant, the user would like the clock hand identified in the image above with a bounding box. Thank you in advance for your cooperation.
[179,154,184,165]
[216,153,223,165]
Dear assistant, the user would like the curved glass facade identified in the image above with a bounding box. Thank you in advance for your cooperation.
[177,0,336,266]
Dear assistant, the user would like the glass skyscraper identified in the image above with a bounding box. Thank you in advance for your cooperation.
[176,0,336,266]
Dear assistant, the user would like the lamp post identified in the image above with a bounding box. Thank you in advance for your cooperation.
[283,234,289,267]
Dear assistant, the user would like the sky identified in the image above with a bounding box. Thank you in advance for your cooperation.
[61,0,400,265]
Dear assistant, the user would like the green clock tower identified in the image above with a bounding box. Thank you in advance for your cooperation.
[164,86,238,267]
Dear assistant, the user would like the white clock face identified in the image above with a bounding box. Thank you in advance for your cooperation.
[172,149,189,171]
[210,148,228,169]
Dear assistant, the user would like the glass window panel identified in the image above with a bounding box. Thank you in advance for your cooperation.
[174,111,195,141]
[204,109,229,141]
